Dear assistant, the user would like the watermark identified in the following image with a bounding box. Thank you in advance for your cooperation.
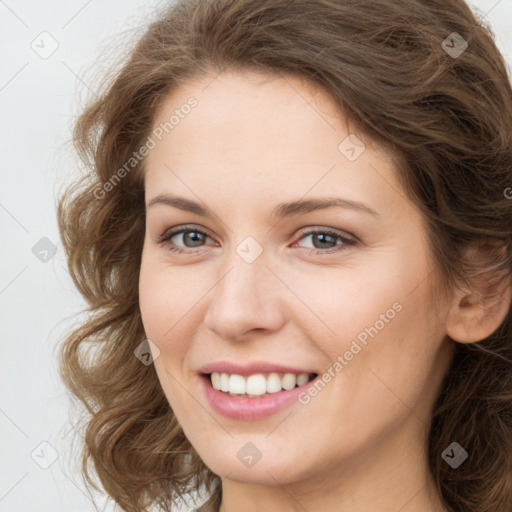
[298,301,403,405]
[237,442,263,468]
[30,31,59,59]
[441,32,468,59]
[32,236,57,263]
[504,187,512,200]
[93,97,198,199]
[30,441,59,469]
[134,338,161,365]
[441,442,468,469]
[338,133,366,161]
[236,236,263,264]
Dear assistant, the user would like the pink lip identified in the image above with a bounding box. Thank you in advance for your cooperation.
[198,360,316,376]
[199,373,319,421]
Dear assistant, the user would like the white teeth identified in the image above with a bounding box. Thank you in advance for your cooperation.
[281,373,297,390]
[209,371,313,396]
[220,373,230,392]
[246,374,267,395]
[296,373,309,386]
[229,374,246,394]
[211,372,221,390]
[266,372,282,393]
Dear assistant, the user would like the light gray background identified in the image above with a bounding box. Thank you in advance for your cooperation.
[1,0,511,510]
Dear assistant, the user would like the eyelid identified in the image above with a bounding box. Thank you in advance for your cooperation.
[294,225,357,243]
[158,224,213,242]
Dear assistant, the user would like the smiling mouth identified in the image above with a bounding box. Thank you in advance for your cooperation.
[202,371,318,398]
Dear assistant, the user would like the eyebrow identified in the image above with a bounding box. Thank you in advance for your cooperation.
[146,194,379,218]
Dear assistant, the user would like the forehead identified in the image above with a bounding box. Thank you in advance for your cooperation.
[144,70,404,217]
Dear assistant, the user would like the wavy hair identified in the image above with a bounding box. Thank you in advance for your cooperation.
[57,0,512,510]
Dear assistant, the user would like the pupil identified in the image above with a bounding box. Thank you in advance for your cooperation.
[314,233,335,249]
[185,231,204,247]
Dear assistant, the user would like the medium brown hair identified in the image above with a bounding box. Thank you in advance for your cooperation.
[57,0,512,510]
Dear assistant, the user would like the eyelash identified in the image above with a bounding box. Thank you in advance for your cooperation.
[157,224,357,256]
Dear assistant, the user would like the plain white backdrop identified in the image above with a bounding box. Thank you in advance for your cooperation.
[1,0,511,510]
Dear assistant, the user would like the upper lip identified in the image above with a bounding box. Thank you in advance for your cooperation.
[198,360,317,376]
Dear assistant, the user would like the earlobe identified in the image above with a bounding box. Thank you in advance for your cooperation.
[445,270,511,344]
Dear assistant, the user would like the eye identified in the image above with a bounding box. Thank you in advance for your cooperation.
[293,227,357,254]
[158,225,213,254]
[157,225,357,255]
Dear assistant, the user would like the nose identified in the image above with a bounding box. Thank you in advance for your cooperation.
[203,248,287,342]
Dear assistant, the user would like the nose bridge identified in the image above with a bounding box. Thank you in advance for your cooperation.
[203,239,284,339]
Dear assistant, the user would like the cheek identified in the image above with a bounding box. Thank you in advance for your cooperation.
[303,251,442,402]
[138,255,197,412]
[321,282,445,434]
[139,256,184,354]
[138,260,166,340]
[286,260,408,356]
[138,249,215,394]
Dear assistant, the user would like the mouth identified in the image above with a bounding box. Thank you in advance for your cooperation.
[199,370,320,420]
[201,371,319,398]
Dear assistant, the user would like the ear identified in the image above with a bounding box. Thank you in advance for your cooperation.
[445,243,511,343]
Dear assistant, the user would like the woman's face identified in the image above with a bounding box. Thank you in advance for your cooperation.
[139,70,455,487]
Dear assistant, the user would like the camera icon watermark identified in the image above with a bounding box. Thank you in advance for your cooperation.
[441,441,468,469]
[30,441,59,469]
[338,134,366,161]
[134,339,161,365]
[236,442,262,468]
[442,32,468,59]
[30,31,59,60]
[32,237,57,263]
[236,236,263,264]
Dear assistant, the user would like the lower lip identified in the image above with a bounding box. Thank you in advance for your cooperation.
[200,374,318,420]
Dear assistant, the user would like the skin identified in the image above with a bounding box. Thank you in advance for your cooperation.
[138,69,491,511]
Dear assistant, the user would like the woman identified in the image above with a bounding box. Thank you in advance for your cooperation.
[57,0,512,510]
